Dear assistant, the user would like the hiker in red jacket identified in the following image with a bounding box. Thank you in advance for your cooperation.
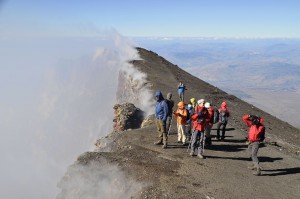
[242,114,265,176]
[216,101,230,140]
[189,99,208,159]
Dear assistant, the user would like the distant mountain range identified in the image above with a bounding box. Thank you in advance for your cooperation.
[134,38,300,128]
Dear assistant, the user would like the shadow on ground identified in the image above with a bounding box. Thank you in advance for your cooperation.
[205,155,283,163]
[262,167,300,176]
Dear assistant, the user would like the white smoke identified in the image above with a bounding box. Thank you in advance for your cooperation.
[0,31,150,199]
[57,159,144,199]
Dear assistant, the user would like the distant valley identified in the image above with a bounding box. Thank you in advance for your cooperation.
[134,37,300,128]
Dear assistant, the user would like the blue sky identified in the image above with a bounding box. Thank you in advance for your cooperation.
[0,0,300,38]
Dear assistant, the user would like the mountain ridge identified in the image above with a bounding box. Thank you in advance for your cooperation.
[58,47,300,199]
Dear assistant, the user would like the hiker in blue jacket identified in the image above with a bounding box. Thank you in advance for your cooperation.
[154,90,169,148]
[177,81,186,101]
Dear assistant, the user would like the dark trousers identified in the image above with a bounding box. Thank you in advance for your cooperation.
[248,141,260,168]
[166,116,172,134]
[216,122,227,139]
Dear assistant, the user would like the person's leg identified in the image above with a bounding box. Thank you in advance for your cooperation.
[190,130,198,155]
[185,124,191,141]
[162,120,168,148]
[251,142,261,175]
[155,119,163,144]
[205,126,212,146]
[166,116,172,134]
[177,123,182,142]
[221,123,227,140]
[182,125,187,144]
[197,132,205,158]
[216,122,221,140]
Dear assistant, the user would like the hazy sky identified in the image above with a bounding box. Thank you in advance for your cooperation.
[0,0,300,38]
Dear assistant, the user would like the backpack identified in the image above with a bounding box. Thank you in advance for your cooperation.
[219,110,228,124]
[186,109,191,121]
[213,109,219,124]
[259,129,265,142]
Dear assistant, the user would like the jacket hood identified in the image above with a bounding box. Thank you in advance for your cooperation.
[155,90,164,101]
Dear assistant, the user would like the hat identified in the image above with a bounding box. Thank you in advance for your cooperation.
[190,98,196,103]
[197,99,205,105]
[204,102,211,108]
[177,101,185,108]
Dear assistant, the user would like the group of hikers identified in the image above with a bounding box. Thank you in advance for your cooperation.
[154,82,265,176]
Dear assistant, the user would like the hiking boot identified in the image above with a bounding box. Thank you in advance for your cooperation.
[197,154,204,159]
[177,141,182,143]
[189,151,195,156]
[182,142,188,146]
[253,168,261,176]
[154,141,163,145]
[162,144,167,149]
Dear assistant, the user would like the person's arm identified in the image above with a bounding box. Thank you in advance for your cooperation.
[257,126,265,137]
[242,114,252,127]
[162,101,168,121]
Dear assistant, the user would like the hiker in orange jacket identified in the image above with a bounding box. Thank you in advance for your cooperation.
[216,101,230,140]
[190,99,208,158]
[242,114,265,176]
[173,101,188,145]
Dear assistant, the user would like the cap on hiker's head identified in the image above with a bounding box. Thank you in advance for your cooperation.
[167,93,172,100]
[190,98,196,103]
[197,99,205,105]
[178,101,185,108]
[204,102,211,108]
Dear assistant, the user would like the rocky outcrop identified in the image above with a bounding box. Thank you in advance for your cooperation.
[113,103,144,132]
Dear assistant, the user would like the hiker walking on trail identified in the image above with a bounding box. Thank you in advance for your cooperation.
[185,104,194,141]
[204,102,214,146]
[173,101,188,145]
[165,93,174,134]
[242,114,265,176]
[216,101,230,141]
[154,91,169,149]
[177,81,186,101]
[190,99,208,159]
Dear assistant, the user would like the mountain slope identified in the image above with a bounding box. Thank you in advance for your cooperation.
[133,47,300,152]
[59,47,300,199]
